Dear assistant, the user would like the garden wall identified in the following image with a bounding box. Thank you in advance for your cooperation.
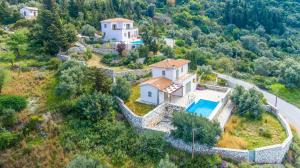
[116,97,143,128]
[117,95,292,164]
[143,103,184,129]
[165,104,293,164]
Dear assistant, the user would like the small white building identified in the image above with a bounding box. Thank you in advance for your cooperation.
[139,59,197,105]
[100,18,142,49]
[20,6,38,19]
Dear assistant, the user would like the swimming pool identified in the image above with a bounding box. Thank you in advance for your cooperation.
[132,39,144,45]
[186,99,219,118]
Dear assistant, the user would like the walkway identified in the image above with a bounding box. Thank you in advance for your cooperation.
[216,73,300,133]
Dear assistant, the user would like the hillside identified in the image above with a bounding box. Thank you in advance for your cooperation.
[0,0,300,167]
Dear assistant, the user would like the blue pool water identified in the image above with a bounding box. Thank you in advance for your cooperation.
[186,99,219,118]
[132,39,144,45]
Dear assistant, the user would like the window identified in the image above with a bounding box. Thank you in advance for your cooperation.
[126,24,130,29]
[24,11,26,16]
[162,70,165,76]
[112,24,117,30]
[181,67,183,72]
[148,91,152,97]
[104,24,107,28]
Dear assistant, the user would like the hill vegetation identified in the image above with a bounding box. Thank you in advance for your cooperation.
[0,0,300,167]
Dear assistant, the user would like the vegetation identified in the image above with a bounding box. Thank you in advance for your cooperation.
[125,84,155,116]
[231,86,265,120]
[218,113,286,149]
[171,112,221,147]
[1,0,300,167]
[0,94,27,112]
[112,77,131,101]
[270,83,300,108]
[66,155,105,168]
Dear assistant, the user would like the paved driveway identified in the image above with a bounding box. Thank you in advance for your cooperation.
[217,73,300,133]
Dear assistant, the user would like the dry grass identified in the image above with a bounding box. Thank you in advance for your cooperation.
[2,70,54,98]
[217,112,287,149]
[125,84,155,116]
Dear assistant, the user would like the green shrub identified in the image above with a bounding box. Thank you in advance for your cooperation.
[158,154,177,168]
[0,108,17,128]
[0,128,18,150]
[171,112,221,147]
[66,155,104,168]
[75,92,114,121]
[48,57,61,70]
[0,95,27,112]
[22,115,44,135]
[231,86,264,120]
[259,128,272,138]
[127,62,143,69]
[112,78,131,101]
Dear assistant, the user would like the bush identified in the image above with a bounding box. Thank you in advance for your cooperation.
[81,24,97,37]
[171,112,221,147]
[231,86,264,120]
[75,92,114,121]
[146,55,166,65]
[48,57,61,70]
[112,78,131,101]
[259,128,272,138]
[158,154,177,168]
[127,62,143,69]
[22,115,44,134]
[66,155,104,168]
[0,95,27,112]
[55,63,87,98]
[0,108,17,128]
[0,128,18,150]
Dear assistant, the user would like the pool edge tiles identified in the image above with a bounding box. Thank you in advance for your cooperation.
[186,99,219,119]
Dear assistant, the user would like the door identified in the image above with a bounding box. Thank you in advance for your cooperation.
[185,82,191,94]
[128,32,131,39]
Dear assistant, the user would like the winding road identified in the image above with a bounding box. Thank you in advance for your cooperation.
[217,73,300,133]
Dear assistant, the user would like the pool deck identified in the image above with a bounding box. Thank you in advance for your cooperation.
[170,89,226,108]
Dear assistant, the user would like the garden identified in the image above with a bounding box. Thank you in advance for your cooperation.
[125,84,155,116]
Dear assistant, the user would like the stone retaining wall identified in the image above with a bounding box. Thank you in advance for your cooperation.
[165,104,293,164]
[117,95,292,164]
[143,103,184,128]
[165,136,250,161]
[116,97,143,128]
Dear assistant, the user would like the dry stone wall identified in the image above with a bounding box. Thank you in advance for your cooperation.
[117,96,292,164]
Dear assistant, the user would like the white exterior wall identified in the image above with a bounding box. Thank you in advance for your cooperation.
[151,67,176,81]
[101,21,138,43]
[151,64,189,81]
[180,74,197,96]
[20,8,38,18]
[140,85,164,105]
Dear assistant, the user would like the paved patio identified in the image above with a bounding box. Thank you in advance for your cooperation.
[169,89,227,108]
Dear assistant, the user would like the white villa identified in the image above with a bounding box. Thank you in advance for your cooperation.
[139,59,197,105]
[20,6,38,19]
[100,18,142,49]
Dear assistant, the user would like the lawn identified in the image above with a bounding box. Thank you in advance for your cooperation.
[270,83,300,108]
[125,84,155,116]
[217,112,287,150]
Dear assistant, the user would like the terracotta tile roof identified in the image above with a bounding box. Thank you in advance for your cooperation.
[140,77,173,91]
[150,59,190,69]
[101,18,134,23]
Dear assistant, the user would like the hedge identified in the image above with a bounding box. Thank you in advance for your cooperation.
[0,95,27,112]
